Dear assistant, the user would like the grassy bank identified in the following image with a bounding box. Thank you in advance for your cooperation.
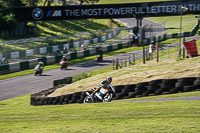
[49,39,200,96]
[0,92,200,133]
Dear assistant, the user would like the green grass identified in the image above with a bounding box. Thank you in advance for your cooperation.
[0,91,200,133]
[148,15,198,34]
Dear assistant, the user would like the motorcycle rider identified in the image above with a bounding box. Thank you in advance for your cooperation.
[35,61,44,75]
[60,56,68,69]
[95,76,115,101]
[61,55,67,62]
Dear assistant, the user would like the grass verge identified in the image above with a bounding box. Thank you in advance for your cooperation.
[0,91,200,133]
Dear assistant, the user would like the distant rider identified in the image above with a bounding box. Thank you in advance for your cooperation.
[95,76,115,101]
[61,55,67,62]
[35,61,44,72]
[1,57,8,64]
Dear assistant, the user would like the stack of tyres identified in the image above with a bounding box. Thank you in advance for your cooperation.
[123,84,136,99]
[135,82,149,98]
[143,79,163,96]
[172,77,197,93]
[159,79,178,95]
[184,77,200,92]
[113,85,124,100]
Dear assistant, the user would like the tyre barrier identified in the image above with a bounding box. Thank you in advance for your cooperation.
[31,77,200,106]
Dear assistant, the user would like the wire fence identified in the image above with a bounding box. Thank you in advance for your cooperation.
[112,35,200,70]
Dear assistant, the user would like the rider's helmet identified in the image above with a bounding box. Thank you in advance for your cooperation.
[39,61,43,65]
[106,76,112,84]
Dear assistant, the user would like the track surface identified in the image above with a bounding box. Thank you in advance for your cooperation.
[114,96,200,103]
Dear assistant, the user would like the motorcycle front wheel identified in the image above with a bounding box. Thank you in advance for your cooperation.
[103,93,113,102]
[83,96,93,103]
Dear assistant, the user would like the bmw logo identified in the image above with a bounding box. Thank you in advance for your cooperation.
[32,8,43,20]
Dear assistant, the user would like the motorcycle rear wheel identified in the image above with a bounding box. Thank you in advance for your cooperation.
[83,96,93,103]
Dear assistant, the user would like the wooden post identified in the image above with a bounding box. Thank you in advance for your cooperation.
[129,56,131,66]
[183,38,185,59]
[112,59,115,70]
[156,41,159,62]
[116,58,119,70]
[133,53,135,65]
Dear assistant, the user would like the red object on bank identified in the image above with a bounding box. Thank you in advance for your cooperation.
[184,40,198,57]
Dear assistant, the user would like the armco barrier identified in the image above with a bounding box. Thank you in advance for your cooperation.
[31,77,200,106]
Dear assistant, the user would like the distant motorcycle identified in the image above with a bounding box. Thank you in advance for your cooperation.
[97,54,103,61]
[34,66,43,76]
[60,60,68,70]
[83,85,115,103]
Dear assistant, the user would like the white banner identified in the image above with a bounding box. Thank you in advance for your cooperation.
[63,44,69,49]
[84,40,90,46]
[74,42,80,48]
[26,49,34,57]
[101,36,106,41]
[40,47,47,54]
[108,33,112,39]
[0,54,2,60]
[52,45,59,52]
[11,52,19,59]
[93,38,98,44]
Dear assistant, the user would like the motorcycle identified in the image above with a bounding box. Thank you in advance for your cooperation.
[97,54,103,62]
[83,85,115,103]
[34,66,43,76]
[60,60,68,70]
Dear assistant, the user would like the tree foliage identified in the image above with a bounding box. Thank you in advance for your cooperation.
[0,13,17,31]
[79,0,100,5]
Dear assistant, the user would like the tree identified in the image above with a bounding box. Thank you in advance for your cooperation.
[73,0,100,5]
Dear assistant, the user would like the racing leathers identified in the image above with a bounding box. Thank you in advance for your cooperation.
[95,80,115,101]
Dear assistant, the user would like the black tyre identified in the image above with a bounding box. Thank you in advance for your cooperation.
[73,92,82,99]
[177,77,196,83]
[124,84,136,91]
[149,79,163,86]
[194,80,200,86]
[149,93,156,96]
[68,99,77,104]
[162,79,177,87]
[135,86,147,94]
[155,88,164,95]
[169,87,179,93]
[183,86,194,92]
[175,83,185,88]
[127,92,137,98]
[115,93,124,99]
[121,88,131,95]
[136,82,149,88]
[162,92,170,95]
[114,85,124,93]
